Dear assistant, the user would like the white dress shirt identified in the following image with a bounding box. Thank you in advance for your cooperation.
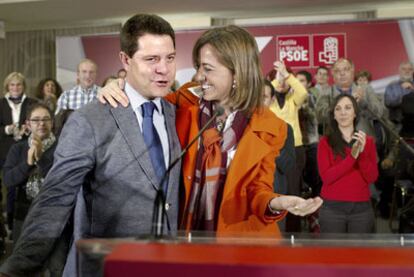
[124,82,170,168]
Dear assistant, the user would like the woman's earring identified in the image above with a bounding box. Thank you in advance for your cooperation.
[232,80,237,89]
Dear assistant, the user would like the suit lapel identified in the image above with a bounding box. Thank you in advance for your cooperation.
[110,105,160,191]
[161,99,181,201]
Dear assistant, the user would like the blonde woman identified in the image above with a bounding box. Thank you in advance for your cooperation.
[0,72,37,230]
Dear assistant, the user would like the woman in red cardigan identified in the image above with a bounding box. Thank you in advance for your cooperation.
[317,94,378,233]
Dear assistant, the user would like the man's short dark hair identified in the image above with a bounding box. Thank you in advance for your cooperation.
[316,66,329,74]
[297,70,313,85]
[355,70,372,82]
[120,14,176,58]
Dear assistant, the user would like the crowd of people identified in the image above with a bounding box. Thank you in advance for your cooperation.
[0,12,412,277]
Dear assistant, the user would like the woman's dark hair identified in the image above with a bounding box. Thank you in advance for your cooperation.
[355,70,372,82]
[296,70,313,86]
[35,78,63,99]
[326,94,359,158]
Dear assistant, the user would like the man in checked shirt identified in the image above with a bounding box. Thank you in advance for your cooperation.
[55,59,100,114]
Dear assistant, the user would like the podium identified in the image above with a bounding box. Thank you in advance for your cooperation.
[76,232,414,277]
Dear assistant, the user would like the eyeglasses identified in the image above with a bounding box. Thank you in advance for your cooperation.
[29,118,52,124]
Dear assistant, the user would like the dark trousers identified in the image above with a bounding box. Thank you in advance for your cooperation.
[285,146,306,233]
[303,143,322,197]
[319,200,375,233]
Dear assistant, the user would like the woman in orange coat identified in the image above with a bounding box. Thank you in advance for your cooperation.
[100,25,322,237]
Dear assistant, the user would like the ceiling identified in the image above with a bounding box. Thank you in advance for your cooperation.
[1,0,414,31]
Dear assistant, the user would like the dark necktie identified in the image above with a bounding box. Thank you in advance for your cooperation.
[141,101,167,192]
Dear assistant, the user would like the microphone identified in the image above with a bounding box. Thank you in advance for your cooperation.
[151,106,224,238]
[365,107,414,157]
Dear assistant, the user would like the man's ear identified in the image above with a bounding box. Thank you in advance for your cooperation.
[119,52,130,71]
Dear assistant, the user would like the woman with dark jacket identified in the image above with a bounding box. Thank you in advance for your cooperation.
[0,72,38,234]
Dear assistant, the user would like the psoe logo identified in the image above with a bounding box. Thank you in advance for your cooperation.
[319,37,338,64]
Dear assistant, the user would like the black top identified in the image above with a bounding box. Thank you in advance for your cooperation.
[0,97,38,166]
[2,139,56,220]
[401,92,414,138]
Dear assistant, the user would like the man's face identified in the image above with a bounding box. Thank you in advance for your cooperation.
[297,74,311,89]
[122,34,176,99]
[332,60,354,88]
[399,63,414,81]
[315,68,329,86]
[77,61,97,89]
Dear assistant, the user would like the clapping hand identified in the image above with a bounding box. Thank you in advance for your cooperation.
[401,81,414,90]
[27,134,43,166]
[351,130,366,159]
[353,86,365,102]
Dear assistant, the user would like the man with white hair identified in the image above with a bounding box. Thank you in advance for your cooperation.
[384,61,414,130]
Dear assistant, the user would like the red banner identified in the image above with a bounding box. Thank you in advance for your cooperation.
[276,35,311,67]
[313,33,346,67]
[275,33,346,68]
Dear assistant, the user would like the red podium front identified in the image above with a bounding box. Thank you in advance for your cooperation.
[101,236,414,277]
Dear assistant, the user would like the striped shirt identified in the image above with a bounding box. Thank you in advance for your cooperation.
[55,84,100,114]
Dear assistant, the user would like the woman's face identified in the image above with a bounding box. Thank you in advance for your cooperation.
[43,80,56,97]
[334,97,356,128]
[27,108,53,140]
[195,44,233,107]
[8,78,24,97]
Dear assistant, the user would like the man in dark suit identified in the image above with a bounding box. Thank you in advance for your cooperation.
[0,14,181,277]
